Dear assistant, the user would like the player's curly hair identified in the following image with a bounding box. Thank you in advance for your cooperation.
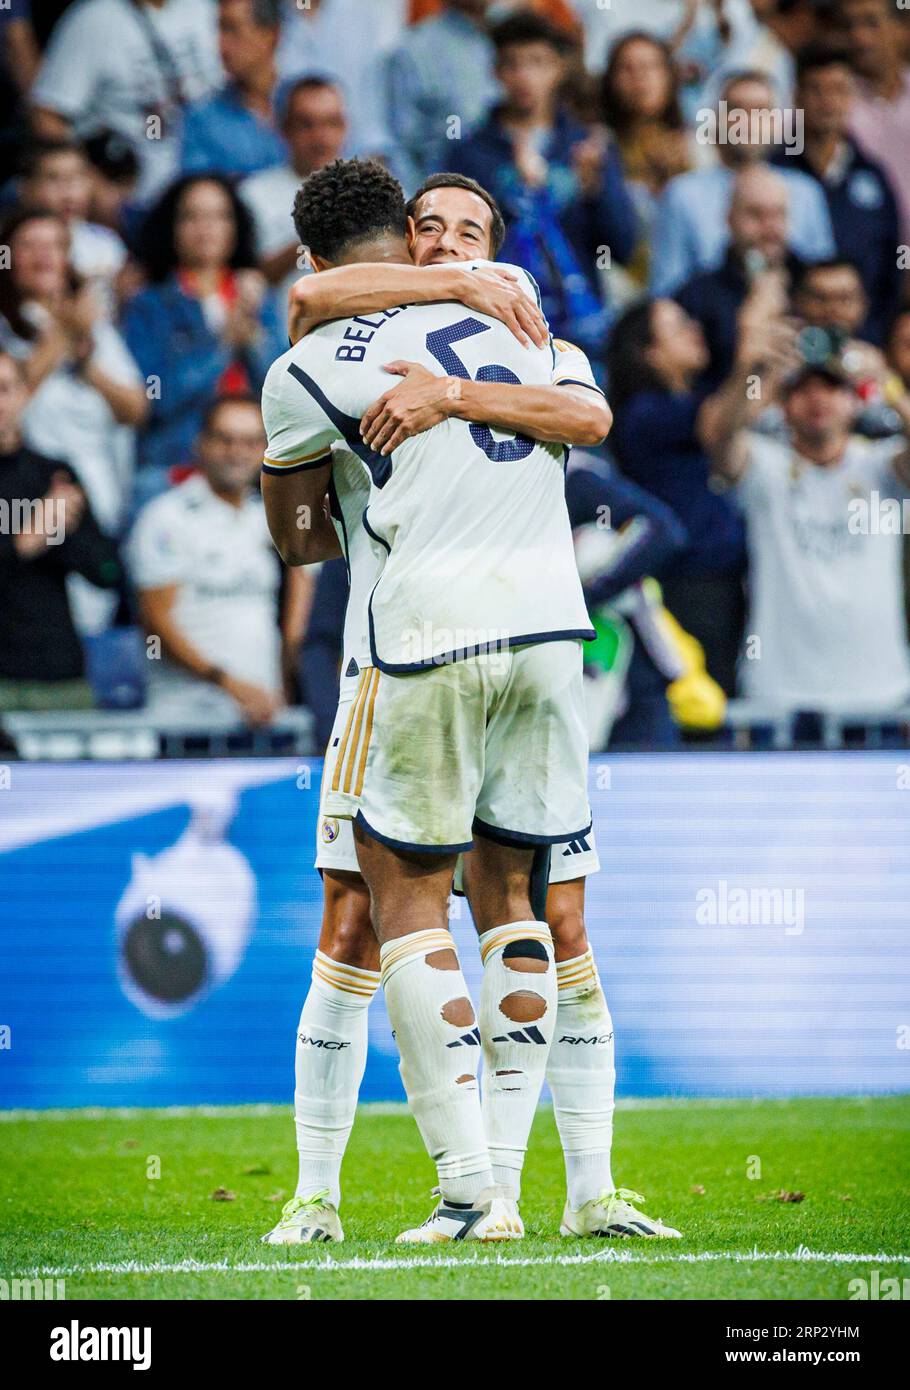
[292,158,408,263]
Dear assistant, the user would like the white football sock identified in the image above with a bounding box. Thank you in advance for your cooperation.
[294,949,379,1207]
[477,922,557,1201]
[546,949,616,1209]
[380,928,492,1206]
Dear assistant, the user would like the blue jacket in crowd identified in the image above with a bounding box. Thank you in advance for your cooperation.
[123,275,287,475]
[447,109,638,352]
[610,387,746,581]
[773,138,902,345]
[181,83,288,179]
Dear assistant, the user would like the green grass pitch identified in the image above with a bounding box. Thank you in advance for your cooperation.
[3,1096,908,1301]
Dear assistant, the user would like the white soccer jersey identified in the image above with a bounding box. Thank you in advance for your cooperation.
[266,333,600,685]
[261,262,595,673]
[324,444,375,679]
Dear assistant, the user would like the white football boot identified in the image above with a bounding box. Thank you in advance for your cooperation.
[396,1186,524,1244]
[560,1188,682,1239]
[261,1191,343,1245]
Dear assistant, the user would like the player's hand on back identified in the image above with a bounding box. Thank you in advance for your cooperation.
[361,362,460,456]
[453,266,548,349]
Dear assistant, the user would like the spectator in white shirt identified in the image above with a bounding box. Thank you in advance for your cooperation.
[716,356,910,711]
[240,76,348,302]
[127,394,285,726]
[0,206,147,633]
[29,0,222,204]
[276,0,404,164]
[0,209,147,540]
[19,137,129,319]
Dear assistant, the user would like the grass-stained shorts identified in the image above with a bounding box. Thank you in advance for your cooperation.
[321,640,592,855]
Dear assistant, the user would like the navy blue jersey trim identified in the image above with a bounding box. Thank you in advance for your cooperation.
[327,474,351,584]
[523,270,543,312]
[555,378,606,397]
[472,815,594,849]
[261,453,331,476]
[355,810,472,856]
[362,506,391,553]
[286,361,392,487]
[367,625,596,675]
[529,843,552,920]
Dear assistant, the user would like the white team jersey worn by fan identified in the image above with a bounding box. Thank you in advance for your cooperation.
[126,474,282,714]
[735,432,910,709]
[311,335,602,878]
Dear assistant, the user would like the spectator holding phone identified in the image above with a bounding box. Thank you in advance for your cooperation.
[673,164,801,388]
[714,343,910,711]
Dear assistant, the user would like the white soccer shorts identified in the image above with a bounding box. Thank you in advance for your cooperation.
[315,669,367,874]
[319,640,592,854]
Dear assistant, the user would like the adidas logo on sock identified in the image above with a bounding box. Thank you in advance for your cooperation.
[492,1026,547,1044]
[446,1027,482,1048]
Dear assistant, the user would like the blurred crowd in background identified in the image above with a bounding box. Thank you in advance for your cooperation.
[2,0,910,749]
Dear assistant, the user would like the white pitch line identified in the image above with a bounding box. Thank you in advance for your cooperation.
[18,1250,910,1277]
[0,1097,836,1123]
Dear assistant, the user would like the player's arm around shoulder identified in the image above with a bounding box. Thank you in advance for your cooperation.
[445,336,612,450]
[548,339,612,447]
[287,261,547,348]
